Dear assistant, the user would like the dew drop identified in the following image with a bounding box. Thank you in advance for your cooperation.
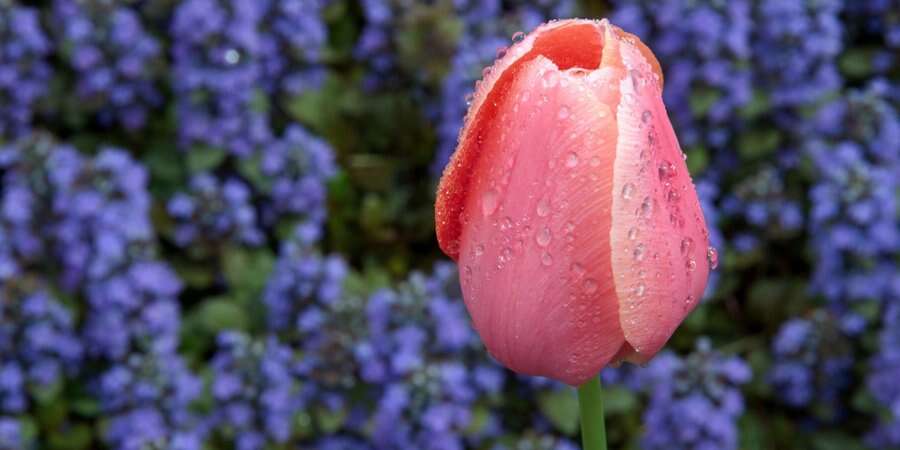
[224,48,241,65]
[627,227,638,240]
[633,243,645,261]
[511,31,525,42]
[686,258,696,271]
[589,156,601,167]
[500,247,513,263]
[541,251,553,266]
[558,105,570,120]
[621,183,635,200]
[583,278,598,294]
[630,69,643,90]
[667,189,680,203]
[680,237,693,255]
[542,71,559,88]
[536,197,550,217]
[641,110,652,123]
[520,91,530,103]
[639,196,653,218]
[464,92,474,106]
[535,226,552,247]
[682,152,688,161]
[571,262,585,276]
[634,282,646,297]
[707,246,719,270]
[565,152,578,168]
[564,221,575,233]
[658,160,675,180]
[500,216,513,230]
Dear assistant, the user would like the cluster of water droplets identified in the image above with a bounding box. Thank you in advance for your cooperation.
[615,55,720,332]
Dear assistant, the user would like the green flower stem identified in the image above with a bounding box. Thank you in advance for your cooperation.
[578,377,608,450]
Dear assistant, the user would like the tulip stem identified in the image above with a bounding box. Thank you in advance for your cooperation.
[578,377,607,450]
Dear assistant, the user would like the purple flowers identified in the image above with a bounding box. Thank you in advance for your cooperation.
[0,5,52,138]
[0,1,895,448]
[51,0,162,129]
[640,340,751,450]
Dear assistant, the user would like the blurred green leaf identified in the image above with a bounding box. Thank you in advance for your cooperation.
[187,145,227,172]
[812,432,867,450]
[686,146,709,174]
[47,424,94,450]
[738,91,770,120]
[602,386,637,416]
[737,129,781,159]
[839,48,874,79]
[196,297,250,334]
[538,388,579,435]
[222,246,276,295]
[689,87,721,116]
[315,407,347,434]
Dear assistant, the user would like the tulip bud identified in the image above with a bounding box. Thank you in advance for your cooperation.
[435,19,714,385]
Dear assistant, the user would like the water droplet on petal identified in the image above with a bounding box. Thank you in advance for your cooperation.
[622,183,635,200]
[571,262,585,276]
[496,46,508,59]
[558,105,570,120]
[536,226,552,247]
[633,243,645,261]
[627,227,638,240]
[465,92,474,106]
[482,189,498,216]
[511,31,525,42]
[680,237,693,255]
[500,247,513,263]
[686,258,696,271]
[707,246,719,270]
[658,160,675,180]
[541,251,553,266]
[589,156,601,167]
[641,110,652,123]
[474,244,484,256]
[583,278,598,294]
[542,71,559,88]
[667,189,680,203]
[634,282,646,297]
[565,152,578,167]
[536,197,550,217]
[500,216,513,230]
[639,196,653,218]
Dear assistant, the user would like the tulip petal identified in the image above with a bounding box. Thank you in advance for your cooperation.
[436,19,707,383]
[449,22,633,386]
[437,20,607,259]
[607,35,710,363]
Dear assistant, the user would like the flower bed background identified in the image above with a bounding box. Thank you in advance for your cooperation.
[0,0,897,449]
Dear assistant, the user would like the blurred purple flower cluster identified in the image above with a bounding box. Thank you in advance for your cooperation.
[51,0,162,130]
[0,0,897,448]
[640,340,751,450]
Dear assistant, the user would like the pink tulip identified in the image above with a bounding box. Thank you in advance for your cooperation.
[435,19,715,386]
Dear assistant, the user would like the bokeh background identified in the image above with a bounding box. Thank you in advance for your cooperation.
[0,0,898,449]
